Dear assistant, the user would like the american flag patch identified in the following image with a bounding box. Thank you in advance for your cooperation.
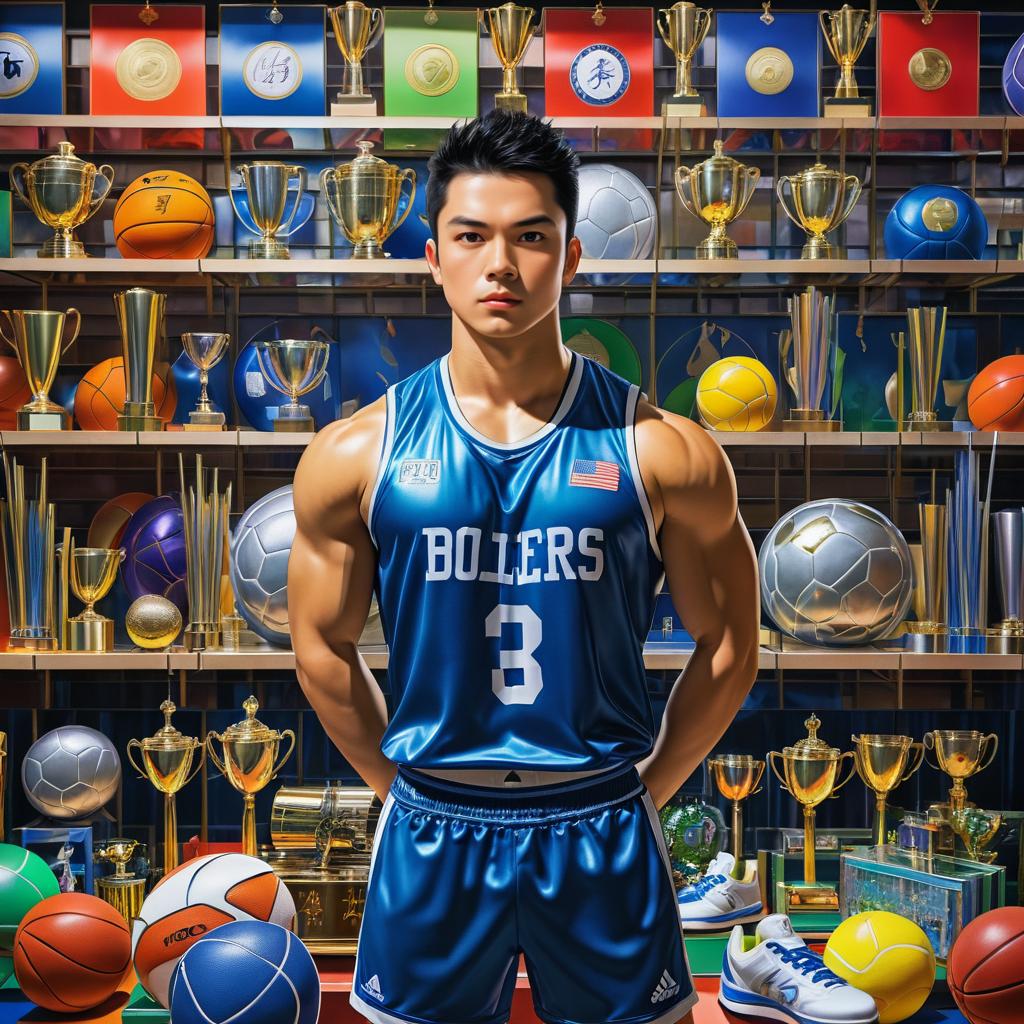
[570,459,620,491]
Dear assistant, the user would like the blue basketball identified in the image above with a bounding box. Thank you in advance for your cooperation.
[169,921,319,1024]
[884,185,988,260]
[1003,32,1024,115]
[120,495,188,616]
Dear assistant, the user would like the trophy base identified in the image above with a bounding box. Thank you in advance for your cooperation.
[800,238,842,260]
[186,409,226,430]
[495,93,528,114]
[905,417,954,432]
[118,403,163,431]
[783,883,840,913]
[220,614,247,650]
[663,96,706,117]
[274,416,315,432]
[351,242,390,259]
[96,875,146,922]
[783,413,842,432]
[696,237,738,260]
[902,629,1018,654]
[992,618,1024,637]
[17,408,70,430]
[38,235,87,259]
[68,616,115,652]
[248,237,292,260]
[903,620,947,635]
[824,97,873,117]
[184,625,221,652]
[8,629,57,650]
[331,96,378,116]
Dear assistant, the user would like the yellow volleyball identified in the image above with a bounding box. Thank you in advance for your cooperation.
[695,356,777,431]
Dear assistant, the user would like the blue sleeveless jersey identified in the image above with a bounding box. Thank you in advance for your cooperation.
[369,352,663,770]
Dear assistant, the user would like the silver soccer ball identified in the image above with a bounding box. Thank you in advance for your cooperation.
[759,499,913,646]
[576,163,657,260]
[22,726,121,820]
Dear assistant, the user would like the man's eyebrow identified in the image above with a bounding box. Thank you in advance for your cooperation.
[445,214,557,229]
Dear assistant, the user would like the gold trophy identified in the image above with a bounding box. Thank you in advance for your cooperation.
[776,163,862,259]
[181,333,230,430]
[0,308,80,430]
[486,3,536,113]
[328,2,383,115]
[320,142,417,260]
[819,6,875,116]
[9,142,114,258]
[906,502,947,635]
[230,162,309,260]
[62,543,124,652]
[127,700,204,876]
[781,285,841,431]
[95,839,146,921]
[950,806,1001,863]
[991,509,1023,638]
[768,714,855,911]
[707,754,764,860]
[657,2,712,116]
[113,288,166,432]
[924,729,998,815]
[851,734,924,846]
[207,696,296,857]
[255,339,331,432]
[675,140,760,259]
[904,306,951,431]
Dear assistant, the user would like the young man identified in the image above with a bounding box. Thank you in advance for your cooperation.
[290,111,759,1024]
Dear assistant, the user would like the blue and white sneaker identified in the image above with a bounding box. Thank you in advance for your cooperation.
[719,914,878,1024]
[677,851,763,930]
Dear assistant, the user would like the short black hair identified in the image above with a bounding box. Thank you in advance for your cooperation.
[426,110,581,250]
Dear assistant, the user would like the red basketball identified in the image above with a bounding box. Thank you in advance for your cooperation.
[0,355,31,428]
[87,491,155,548]
[948,906,1024,1024]
[113,170,214,260]
[968,355,1024,431]
[74,357,177,431]
[13,892,131,1012]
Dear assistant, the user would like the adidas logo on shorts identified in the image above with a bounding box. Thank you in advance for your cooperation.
[362,975,384,1001]
[650,969,679,1003]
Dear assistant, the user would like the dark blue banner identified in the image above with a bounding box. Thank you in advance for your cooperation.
[0,3,64,114]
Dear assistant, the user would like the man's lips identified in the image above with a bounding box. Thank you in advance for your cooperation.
[480,294,522,308]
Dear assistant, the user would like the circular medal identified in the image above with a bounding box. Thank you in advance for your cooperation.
[569,43,630,106]
[921,196,959,233]
[908,47,951,91]
[115,37,181,102]
[405,43,458,97]
[243,41,302,100]
[560,318,642,385]
[745,46,793,95]
[0,33,39,99]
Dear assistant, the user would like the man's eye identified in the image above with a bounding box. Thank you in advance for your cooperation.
[456,232,482,243]
[521,231,544,242]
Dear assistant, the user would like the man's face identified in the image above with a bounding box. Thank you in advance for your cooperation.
[425,171,582,341]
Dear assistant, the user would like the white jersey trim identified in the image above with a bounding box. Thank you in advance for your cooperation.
[367,386,396,549]
[626,384,662,562]
[440,351,584,451]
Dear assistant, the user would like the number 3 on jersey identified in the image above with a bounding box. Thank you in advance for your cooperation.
[485,604,543,705]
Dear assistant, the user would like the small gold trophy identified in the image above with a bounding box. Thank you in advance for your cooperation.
[95,839,146,921]
[230,162,309,260]
[950,806,1002,863]
[320,142,417,259]
[113,288,166,432]
[328,2,383,114]
[851,734,924,846]
[776,163,862,259]
[9,142,114,258]
[904,306,952,431]
[657,2,712,116]
[781,285,842,431]
[924,729,998,815]
[819,5,875,116]
[0,308,81,430]
[707,754,764,860]
[207,697,295,857]
[675,140,760,259]
[255,339,331,432]
[127,700,204,876]
[63,543,125,652]
[769,714,855,911]
[181,333,230,430]
[486,4,535,113]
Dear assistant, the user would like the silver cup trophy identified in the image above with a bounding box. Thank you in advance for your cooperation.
[255,339,331,432]
[181,333,230,430]
[230,162,309,260]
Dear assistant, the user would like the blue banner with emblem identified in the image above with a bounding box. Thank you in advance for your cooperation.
[219,4,326,115]
[0,3,64,114]
[716,12,820,118]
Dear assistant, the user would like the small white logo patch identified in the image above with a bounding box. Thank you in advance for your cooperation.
[400,459,441,485]
[363,974,384,1001]
[650,969,679,1003]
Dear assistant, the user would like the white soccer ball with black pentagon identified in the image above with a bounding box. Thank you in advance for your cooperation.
[575,163,657,260]
[758,499,913,646]
[21,726,121,820]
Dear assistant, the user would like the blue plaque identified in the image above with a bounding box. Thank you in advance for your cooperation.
[716,12,820,118]
[219,4,326,116]
[0,3,64,114]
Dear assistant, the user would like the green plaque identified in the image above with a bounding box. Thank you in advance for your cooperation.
[384,7,478,152]
[0,190,10,258]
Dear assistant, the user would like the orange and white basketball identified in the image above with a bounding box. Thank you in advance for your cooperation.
[113,170,214,260]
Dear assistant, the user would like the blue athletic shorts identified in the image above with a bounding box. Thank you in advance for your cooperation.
[351,762,697,1024]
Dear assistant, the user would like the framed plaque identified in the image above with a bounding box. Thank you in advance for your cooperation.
[0,3,64,114]
[219,4,325,116]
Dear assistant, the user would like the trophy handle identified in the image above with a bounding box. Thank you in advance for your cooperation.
[695,9,713,45]
[182,742,207,788]
[829,751,857,796]
[89,165,115,218]
[839,175,863,225]
[767,750,789,794]
[125,739,149,781]
[902,741,925,783]
[749,758,766,797]
[228,167,259,236]
[61,308,82,354]
[254,344,293,399]
[922,730,940,771]
[818,10,841,65]
[9,163,31,208]
[389,169,418,234]
[302,348,331,397]
[367,7,384,49]
[271,729,296,779]
[978,733,999,774]
[205,733,227,776]
[673,168,697,216]
[320,168,342,227]
[278,166,310,239]
[776,175,799,227]
[0,309,16,355]
[655,9,671,49]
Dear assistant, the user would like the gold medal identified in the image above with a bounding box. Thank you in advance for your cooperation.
[921,197,959,232]
[115,37,181,101]
[405,43,459,97]
[745,46,793,96]
[908,47,951,91]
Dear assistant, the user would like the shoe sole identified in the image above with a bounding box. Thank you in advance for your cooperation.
[679,906,764,931]
[719,988,878,1024]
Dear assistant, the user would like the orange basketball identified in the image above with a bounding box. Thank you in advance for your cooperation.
[88,491,155,548]
[0,355,31,428]
[113,170,214,260]
[13,892,131,1012]
[74,357,177,431]
[968,355,1024,431]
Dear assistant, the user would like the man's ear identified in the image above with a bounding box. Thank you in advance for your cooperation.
[425,238,442,285]
[562,235,582,286]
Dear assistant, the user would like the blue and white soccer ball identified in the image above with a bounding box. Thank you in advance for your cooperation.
[1003,32,1024,116]
[883,185,988,261]
[21,726,121,820]
[575,163,657,261]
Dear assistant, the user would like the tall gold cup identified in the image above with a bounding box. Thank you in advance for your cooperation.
[657,2,712,115]
[113,288,165,431]
[127,700,204,876]
[486,4,535,113]
[776,163,861,260]
[707,754,764,860]
[64,544,124,652]
[781,285,841,431]
[907,503,947,633]
[924,729,998,815]
[0,308,80,430]
[819,6,875,112]
[905,306,951,431]
[851,734,924,846]
[206,696,295,857]
[328,2,383,113]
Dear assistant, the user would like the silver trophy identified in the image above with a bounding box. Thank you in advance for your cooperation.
[255,339,331,432]
[992,509,1024,637]
[230,162,309,259]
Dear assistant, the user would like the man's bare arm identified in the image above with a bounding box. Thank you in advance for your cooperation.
[288,397,398,802]
[633,404,760,810]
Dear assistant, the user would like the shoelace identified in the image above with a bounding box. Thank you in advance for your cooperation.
[766,942,845,988]
[679,872,727,901]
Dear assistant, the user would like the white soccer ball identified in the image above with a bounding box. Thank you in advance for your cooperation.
[575,163,657,260]
[21,726,121,820]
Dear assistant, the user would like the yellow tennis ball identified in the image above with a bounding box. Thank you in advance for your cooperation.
[696,356,777,431]
[824,911,936,1023]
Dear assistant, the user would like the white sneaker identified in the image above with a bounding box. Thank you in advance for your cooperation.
[677,851,763,930]
[719,914,878,1024]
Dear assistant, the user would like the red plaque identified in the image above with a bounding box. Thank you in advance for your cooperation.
[878,11,979,117]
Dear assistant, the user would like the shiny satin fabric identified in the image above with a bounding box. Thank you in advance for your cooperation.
[370,353,664,770]
[351,765,697,1024]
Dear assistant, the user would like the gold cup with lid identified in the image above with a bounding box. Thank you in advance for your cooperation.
[776,162,862,260]
[127,700,204,876]
[206,696,295,857]
[10,142,115,258]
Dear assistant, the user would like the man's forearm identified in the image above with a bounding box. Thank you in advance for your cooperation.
[636,637,758,810]
[295,643,398,801]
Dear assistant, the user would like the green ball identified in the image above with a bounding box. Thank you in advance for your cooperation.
[0,843,59,952]
[0,956,11,988]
